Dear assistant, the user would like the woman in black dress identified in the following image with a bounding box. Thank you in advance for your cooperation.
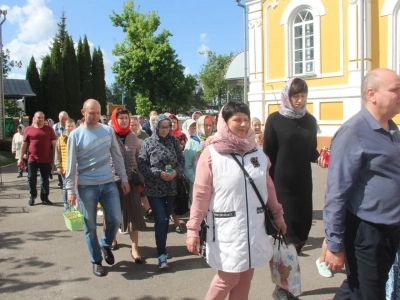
[263,78,320,255]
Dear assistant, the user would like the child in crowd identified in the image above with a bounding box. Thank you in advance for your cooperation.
[54,118,76,212]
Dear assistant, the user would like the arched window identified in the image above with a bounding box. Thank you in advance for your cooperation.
[293,10,315,75]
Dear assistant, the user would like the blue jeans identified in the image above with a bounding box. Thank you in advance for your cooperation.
[147,195,175,256]
[78,182,121,264]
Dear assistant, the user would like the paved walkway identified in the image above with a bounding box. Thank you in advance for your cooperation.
[0,163,345,300]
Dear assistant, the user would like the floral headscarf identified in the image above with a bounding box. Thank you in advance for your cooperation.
[279,77,307,119]
[206,106,255,154]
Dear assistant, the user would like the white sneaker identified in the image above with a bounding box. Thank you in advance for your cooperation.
[316,258,333,278]
[97,209,103,216]
[118,228,128,235]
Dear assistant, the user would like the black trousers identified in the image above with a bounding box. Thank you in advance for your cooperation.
[334,211,399,300]
[27,161,52,201]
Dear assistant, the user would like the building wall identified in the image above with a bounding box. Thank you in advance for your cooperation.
[247,0,399,150]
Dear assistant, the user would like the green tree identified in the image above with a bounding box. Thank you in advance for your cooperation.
[25,56,43,119]
[63,35,81,119]
[92,47,107,114]
[2,49,22,78]
[48,39,66,119]
[56,10,68,53]
[135,94,152,116]
[40,55,52,117]
[110,0,195,110]
[199,51,233,107]
[78,36,93,104]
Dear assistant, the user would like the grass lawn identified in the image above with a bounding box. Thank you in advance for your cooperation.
[0,151,15,167]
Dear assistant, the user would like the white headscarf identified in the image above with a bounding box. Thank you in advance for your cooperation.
[181,118,196,139]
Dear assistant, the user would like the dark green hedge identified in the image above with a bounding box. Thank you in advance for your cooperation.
[0,139,12,152]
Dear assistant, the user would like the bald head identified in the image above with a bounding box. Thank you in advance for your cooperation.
[362,68,400,121]
[83,99,100,110]
[82,99,101,128]
[361,68,400,103]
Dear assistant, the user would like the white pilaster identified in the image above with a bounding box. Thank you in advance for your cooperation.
[247,0,265,123]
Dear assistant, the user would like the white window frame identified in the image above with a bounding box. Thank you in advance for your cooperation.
[280,0,326,79]
[292,10,316,76]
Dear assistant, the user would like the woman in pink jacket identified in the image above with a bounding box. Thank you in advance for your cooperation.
[186,101,287,300]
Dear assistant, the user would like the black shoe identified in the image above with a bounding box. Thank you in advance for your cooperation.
[93,263,106,277]
[42,199,53,205]
[28,197,35,206]
[58,182,62,187]
[110,241,118,251]
[101,246,115,265]
[49,174,53,180]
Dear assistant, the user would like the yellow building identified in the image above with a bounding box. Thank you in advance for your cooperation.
[246,0,400,148]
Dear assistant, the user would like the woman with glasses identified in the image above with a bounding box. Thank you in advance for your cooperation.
[138,114,185,269]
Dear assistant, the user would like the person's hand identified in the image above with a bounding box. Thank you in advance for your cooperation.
[170,170,177,180]
[317,156,328,168]
[121,182,130,195]
[186,237,200,254]
[57,168,62,175]
[23,154,27,159]
[67,194,77,206]
[275,219,287,235]
[160,171,173,181]
[17,158,22,166]
[325,250,345,272]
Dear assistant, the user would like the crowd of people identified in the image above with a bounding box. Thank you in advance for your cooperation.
[10,67,400,300]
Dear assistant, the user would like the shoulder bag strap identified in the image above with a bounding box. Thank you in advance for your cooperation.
[229,153,268,211]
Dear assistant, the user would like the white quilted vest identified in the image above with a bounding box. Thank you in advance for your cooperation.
[206,145,273,272]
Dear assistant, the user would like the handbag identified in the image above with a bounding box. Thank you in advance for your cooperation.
[269,234,302,296]
[131,169,144,186]
[174,174,190,215]
[230,153,279,235]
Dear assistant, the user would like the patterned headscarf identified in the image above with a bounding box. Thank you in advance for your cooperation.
[279,78,307,119]
[196,115,214,142]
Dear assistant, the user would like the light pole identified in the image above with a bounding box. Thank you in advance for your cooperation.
[0,9,6,140]
[236,0,248,106]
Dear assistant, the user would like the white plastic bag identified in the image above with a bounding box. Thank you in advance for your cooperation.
[269,235,302,297]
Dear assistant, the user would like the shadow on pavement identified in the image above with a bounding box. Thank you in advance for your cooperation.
[313,209,323,220]
[0,230,71,250]
[301,236,325,253]
[0,273,90,294]
[301,286,339,297]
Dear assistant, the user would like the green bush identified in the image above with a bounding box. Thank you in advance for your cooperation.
[0,139,12,152]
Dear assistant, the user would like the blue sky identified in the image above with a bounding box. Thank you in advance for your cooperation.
[3,0,245,84]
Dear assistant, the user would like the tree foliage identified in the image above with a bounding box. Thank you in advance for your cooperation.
[135,94,153,116]
[92,47,107,114]
[48,39,66,119]
[56,10,68,53]
[110,0,195,112]
[25,56,42,120]
[63,35,81,119]
[40,55,52,117]
[199,51,233,107]
[2,49,22,78]
[78,36,92,104]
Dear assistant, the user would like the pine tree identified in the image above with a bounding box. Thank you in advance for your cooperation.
[78,35,92,104]
[48,39,66,119]
[40,55,52,118]
[56,10,68,53]
[25,56,43,120]
[63,35,81,119]
[92,47,107,114]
